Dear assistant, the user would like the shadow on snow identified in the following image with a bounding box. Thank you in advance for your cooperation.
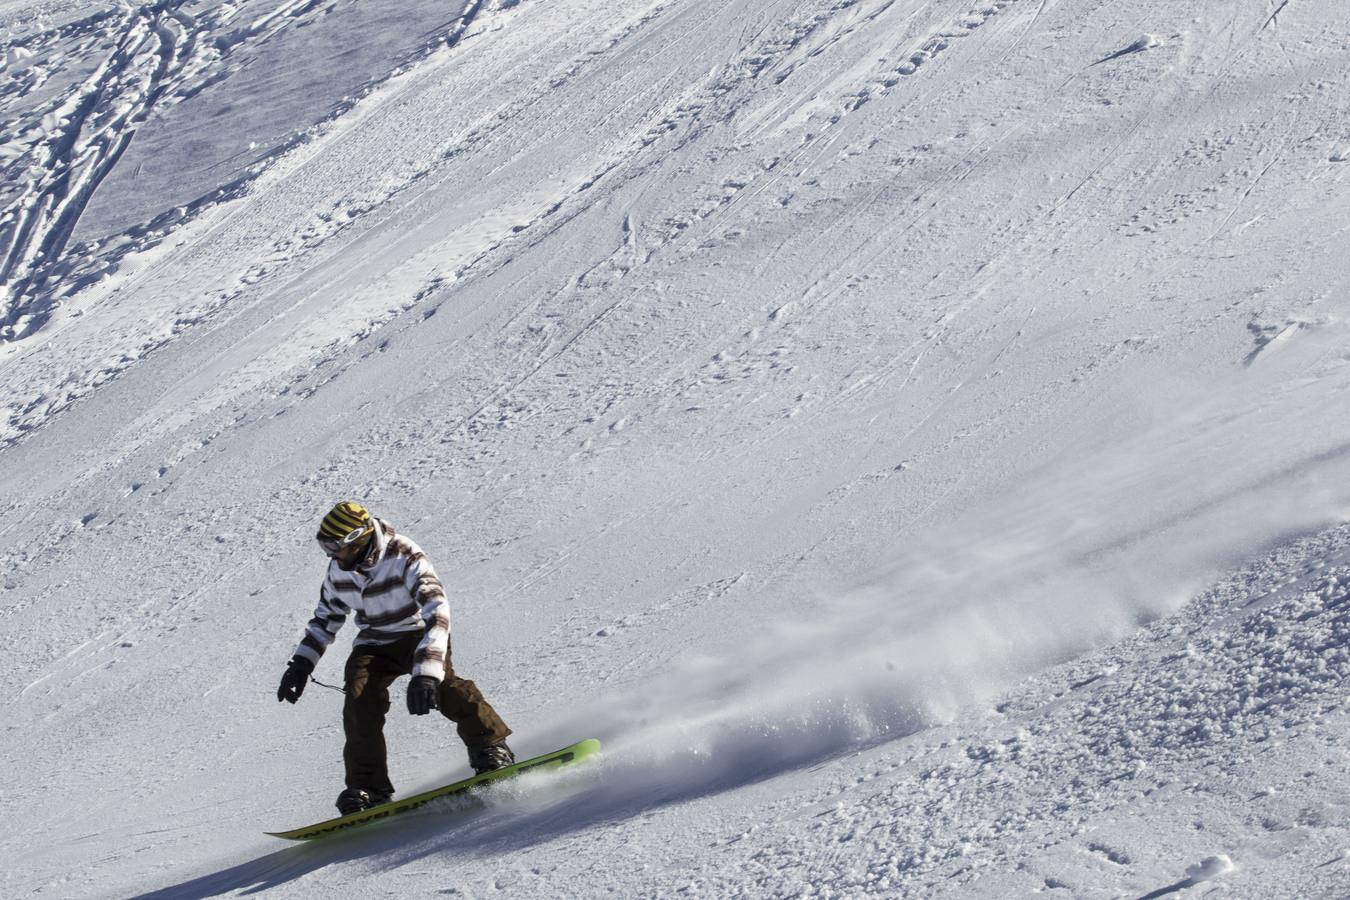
[133,722,925,898]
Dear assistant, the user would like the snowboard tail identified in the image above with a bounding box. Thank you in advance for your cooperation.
[267,738,601,840]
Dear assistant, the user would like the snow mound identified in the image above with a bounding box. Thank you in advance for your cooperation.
[1184,853,1235,882]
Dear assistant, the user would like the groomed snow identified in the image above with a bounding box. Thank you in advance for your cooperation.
[2,0,1349,897]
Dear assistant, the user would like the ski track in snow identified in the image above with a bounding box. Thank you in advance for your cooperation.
[0,0,493,390]
[0,0,1037,448]
[0,0,339,338]
[1,0,1350,896]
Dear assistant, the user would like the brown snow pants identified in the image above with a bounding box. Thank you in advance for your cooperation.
[342,632,511,796]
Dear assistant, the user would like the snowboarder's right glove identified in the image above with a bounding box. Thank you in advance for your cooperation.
[406,675,439,715]
[277,656,314,704]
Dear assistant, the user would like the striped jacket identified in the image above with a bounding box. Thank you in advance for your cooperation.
[293,519,452,680]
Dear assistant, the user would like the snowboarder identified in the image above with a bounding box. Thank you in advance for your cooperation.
[277,501,515,815]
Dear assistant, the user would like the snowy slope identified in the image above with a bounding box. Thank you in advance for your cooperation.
[2,0,1350,897]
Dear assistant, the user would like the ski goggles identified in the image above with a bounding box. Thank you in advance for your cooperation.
[317,524,373,558]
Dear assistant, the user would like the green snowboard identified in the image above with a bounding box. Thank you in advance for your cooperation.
[267,738,601,840]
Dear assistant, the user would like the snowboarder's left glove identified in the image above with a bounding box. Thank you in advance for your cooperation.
[277,656,313,704]
[406,675,439,715]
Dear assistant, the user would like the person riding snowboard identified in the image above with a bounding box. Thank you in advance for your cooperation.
[277,501,515,815]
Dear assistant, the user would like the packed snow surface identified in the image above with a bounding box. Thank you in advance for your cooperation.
[2,0,1350,897]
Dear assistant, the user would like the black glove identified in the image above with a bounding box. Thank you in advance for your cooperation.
[406,675,439,715]
[277,657,314,704]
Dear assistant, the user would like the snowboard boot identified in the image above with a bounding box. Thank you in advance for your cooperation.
[468,740,515,775]
[336,787,392,816]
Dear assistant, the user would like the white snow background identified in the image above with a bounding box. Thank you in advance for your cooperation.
[3,0,1350,896]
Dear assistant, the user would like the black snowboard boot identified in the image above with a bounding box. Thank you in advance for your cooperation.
[468,740,515,775]
[336,787,392,815]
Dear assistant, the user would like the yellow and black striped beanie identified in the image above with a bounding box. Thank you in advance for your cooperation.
[318,501,374,541]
